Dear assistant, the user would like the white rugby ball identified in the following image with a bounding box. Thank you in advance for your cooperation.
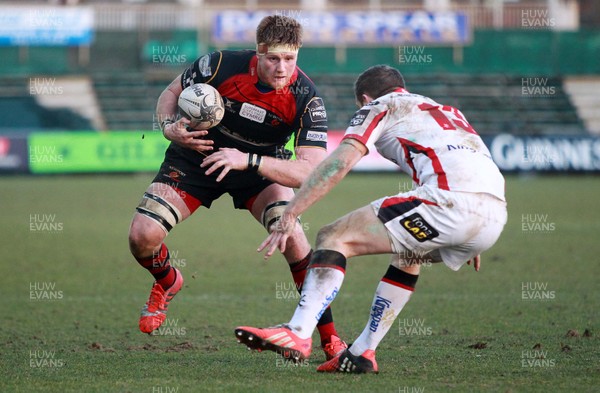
[178,83,224,129]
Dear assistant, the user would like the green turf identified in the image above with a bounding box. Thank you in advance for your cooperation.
[1,173,598,392]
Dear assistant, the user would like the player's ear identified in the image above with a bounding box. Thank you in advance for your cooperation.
[361,94,372,106]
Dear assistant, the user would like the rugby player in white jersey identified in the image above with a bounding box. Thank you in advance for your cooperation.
[234,64,507,373]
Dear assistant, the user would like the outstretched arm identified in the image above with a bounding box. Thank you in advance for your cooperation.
[258,138,367,258]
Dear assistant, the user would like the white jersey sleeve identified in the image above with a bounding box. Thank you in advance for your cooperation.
[344,98,390,153]
[343,88,505,201]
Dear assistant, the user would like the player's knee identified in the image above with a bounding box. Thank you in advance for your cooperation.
[128,216,165,257]
[315,223,339,249]
[391,257,421,275]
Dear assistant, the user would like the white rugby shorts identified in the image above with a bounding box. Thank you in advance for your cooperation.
[371,185,507,271]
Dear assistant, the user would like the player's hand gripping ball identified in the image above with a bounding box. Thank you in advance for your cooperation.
[178,83,224,130]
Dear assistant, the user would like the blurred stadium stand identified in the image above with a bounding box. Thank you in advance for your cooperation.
[0,77,95,133]
[0,0,597,136]
[314,73,587,136]
[88,71,587,136]
[563,76,600,134]
[92,71,165,131]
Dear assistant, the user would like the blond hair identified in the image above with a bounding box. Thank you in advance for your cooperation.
[256,15,303,50]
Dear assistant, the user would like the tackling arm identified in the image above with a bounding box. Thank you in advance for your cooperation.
[258,138,367,257]
[286,139,366,217]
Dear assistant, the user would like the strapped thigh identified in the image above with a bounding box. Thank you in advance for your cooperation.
[261,201,290,231]
[136,192,183,234]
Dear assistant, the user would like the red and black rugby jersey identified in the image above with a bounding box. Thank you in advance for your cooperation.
[180,50,327,157]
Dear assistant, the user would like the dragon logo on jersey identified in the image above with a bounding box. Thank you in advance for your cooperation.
[198,54,212,77]
[401,213,439,242]
[349,109,370,127]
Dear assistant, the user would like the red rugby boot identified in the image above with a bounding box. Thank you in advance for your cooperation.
[139,268,183,334]
[235,324,312,362]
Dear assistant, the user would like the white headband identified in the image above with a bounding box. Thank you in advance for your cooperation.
[256,43,300,55]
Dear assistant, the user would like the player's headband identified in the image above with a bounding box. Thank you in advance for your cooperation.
[256,43,300,56]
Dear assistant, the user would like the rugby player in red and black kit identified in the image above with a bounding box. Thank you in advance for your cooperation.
[127,15,347,359]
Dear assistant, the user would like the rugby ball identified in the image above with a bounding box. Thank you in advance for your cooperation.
[178,83,224,129]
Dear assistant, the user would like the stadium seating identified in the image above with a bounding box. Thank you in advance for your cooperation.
[92,71,167,131]
[563,76,600,135]
[312,73,588,135]
[0,76,94,133]
[0,71,587,136]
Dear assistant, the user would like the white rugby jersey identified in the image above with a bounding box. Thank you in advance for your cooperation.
[344,88,505,201]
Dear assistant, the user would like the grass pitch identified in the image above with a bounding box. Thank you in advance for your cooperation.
[1,173,598,392]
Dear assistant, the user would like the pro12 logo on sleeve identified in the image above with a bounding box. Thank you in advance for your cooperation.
[401,213,439,242]
[308,98,327,123]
